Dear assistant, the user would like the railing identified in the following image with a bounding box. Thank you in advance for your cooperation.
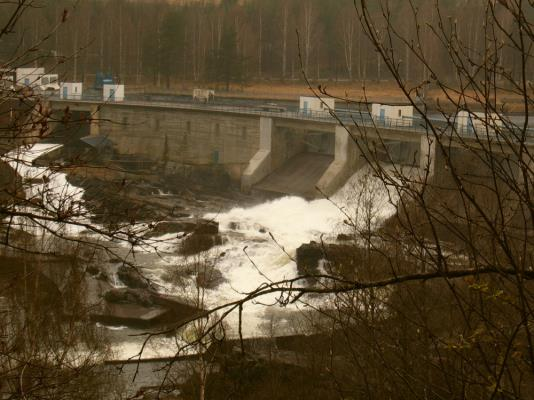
[49,94,534,142]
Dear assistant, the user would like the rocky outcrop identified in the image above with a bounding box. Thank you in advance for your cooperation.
[117,265,150,289]
[296,242,325,276]
[296,241,359,278]
[180,232,223,255]
[196,268,225,289]
[103,288,155,307]
[147,218,218,237]
[95,287,202,328]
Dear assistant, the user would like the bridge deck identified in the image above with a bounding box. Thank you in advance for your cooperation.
[49,96,534,141]
[254,152,334,198]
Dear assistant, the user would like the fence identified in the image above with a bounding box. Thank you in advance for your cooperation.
[48,94,534,142]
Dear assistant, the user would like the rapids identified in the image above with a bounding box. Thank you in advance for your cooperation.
[5,142,407,358]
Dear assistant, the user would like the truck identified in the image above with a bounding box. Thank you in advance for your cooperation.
[95,72,114,90]
[193,88,215,103]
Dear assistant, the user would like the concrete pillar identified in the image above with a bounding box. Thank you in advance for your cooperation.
[89,105,100,136]
[241,117,273,191]
[316,126,361,196]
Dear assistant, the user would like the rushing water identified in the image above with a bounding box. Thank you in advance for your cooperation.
[6,143,404,359]
[148,164,401,337]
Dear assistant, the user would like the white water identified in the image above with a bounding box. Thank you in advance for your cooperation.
[150,164,402,337]
[6,143,406,358]
[3,143,89,242]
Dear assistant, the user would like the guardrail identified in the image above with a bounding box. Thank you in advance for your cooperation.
[49,95,534,141]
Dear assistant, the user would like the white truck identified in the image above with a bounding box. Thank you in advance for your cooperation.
[193,89,215,103]
[39,74,60,92]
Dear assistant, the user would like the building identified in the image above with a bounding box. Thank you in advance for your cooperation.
[103,84,125,102]
[456,111,504,136]
[60,82,83,100]
[15,67,45,87]
[371,103,414,127]
[299,96,335,114]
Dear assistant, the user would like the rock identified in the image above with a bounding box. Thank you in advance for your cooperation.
[259,227,267,234]
[86,265,101,276]
[336,233,354,241]
[296,241,360,279]
[180,233,223,255]
[86,265,110,282]
[195,220,218,235]
[103,288,155,307]
[228,222,239,230]
[117,265,149,289]
[296,242,324,275]
[196,268,225,289]
[146,218,218,237]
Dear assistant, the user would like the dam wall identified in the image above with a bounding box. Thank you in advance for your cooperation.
[96,105,261,179]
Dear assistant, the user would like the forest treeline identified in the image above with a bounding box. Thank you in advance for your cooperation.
[0,0,530,88]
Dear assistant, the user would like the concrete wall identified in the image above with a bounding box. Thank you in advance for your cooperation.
[98,105,260,178]
[316,126,361,196]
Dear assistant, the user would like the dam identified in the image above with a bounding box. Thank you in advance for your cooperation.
[47,96,532,198]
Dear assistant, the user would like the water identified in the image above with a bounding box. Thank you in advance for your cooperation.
[6,143,404,359]
[148,164,401,338]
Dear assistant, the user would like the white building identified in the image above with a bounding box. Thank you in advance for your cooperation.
[371,103,414,126]
[60,82,83,100]
[456,111,504,136]
[103,84,125,102]
[299,96,335,114]
[16,67,45,87]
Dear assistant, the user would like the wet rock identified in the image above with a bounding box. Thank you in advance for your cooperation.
[180,233,223,255]
[336,233,354,241]
[146,219,218,237]
[297,242,360,278]
[103,288,155,307]
[195,220,218,235]
[196,268,225,289]
[228,221,239,230]
[86,265,110,282]
[296,242,324,275]
[117,265,149,289]
[86,265,101,276]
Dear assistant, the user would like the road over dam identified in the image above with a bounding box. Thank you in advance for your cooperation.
[47,96,533,198]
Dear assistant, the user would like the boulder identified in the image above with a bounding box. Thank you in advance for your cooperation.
[180,233,223,255]
[117,265,149,289]
[296,242,324,276]
[296,242,360,278]
[103,288,155,307]
[196,268,225,289]
[147,218,218,237]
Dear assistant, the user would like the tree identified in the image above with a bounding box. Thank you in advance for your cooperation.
[0,2,169,398]
[149,1,534,398]
[206,23,246,90]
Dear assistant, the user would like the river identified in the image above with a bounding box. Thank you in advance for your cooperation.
[5,142,402,361]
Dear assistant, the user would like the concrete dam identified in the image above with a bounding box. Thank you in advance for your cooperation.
[48,97,513,198]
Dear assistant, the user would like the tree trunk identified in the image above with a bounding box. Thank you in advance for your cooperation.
[282,5,288,79]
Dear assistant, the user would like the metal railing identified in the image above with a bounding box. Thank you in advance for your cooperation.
[49,94,534,142]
